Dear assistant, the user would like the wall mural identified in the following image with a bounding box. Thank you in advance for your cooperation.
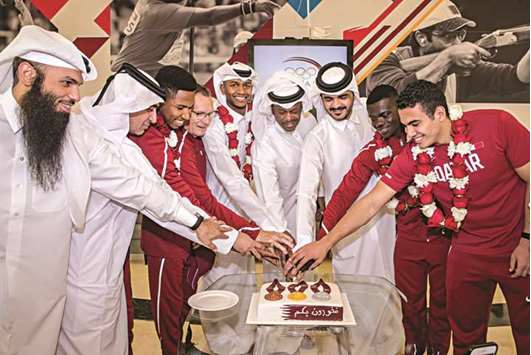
[2,0,529,105]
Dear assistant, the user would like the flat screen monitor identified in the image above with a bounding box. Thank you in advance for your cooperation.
[248,39,353,89]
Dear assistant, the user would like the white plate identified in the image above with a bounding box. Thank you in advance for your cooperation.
[188,290,239,311]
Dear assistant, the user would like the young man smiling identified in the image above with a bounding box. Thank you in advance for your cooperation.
[290,80,529,355]
[316,85,450,355]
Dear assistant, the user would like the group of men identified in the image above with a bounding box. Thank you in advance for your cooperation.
[0,10,529,355]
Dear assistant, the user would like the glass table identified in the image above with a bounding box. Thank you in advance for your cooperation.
[189,271,404,355]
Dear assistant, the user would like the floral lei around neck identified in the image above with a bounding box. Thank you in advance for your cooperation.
[165,129,186,172]
[217,105,254,181]
[373,131,419,214]
[411,104,472,232]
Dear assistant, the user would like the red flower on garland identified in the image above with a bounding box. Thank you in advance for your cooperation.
[217,105,254,181]
[412,105,472,232]
[372,132,418,214]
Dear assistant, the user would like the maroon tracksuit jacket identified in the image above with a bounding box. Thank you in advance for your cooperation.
[318,134,450,354]
[128,116,258,354]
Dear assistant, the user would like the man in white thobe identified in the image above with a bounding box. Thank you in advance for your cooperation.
[252,71,316,237]
[202,62,287,287]
[0,26,228,355]
[57,66,253,355]
[296,62,396,281]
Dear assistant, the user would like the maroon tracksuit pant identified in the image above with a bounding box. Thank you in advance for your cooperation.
[147,249,214,355]
[394,237,452,354]
[446,248,529,355]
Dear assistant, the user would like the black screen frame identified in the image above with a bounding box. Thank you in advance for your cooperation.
[248,38,354,70]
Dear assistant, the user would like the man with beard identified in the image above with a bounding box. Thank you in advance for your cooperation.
[201,62,289,289]
[288,80,529,355]
[315,85,450,355]
[295,62,396,283]
[251,71,316,238]
[111,0,285,76]
[130,66,292,355]
[0,26,228,355]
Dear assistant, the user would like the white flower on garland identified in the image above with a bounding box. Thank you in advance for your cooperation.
[225,122,238,134]
[412,146,435,161]
[449,176,469,190]
[448,104,464,121]
[386,198,399,209]
[245,132,253,145]
[167,130,178,148]
[421,202,437,218]
[414,171,437,188]
[448,141,475,158]
[229,148,239,157]
[173,158,181,170]
[451,206,468,222]
[407,185,419,198]
[374,146,393,161]
[244,155,252,165]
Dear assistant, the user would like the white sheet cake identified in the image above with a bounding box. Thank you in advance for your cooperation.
[257,279,344,323]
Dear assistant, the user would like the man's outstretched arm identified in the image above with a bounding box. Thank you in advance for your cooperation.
[286,180,397,273]
[186,0,285,27]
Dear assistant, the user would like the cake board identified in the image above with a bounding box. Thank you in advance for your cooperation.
[246,293,356,326]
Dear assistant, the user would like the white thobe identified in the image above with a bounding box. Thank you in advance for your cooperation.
[0,89,213,355]
[201,105,283,287]
[296,104,396,281]
[58,136,238,355]
[57,88,238,355]
[203,106,281,229]
[252,114,317,236]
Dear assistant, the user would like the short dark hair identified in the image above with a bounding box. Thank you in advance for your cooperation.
[366,84,398,105]
[396,80,448,117]
[155,65,197,98]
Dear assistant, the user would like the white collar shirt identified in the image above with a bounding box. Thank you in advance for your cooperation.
[295,103,397,282]
[252,114,317,236]
[295,106,375,249]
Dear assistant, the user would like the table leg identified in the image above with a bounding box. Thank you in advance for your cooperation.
[253,325,272,355]
[330,326,352,355]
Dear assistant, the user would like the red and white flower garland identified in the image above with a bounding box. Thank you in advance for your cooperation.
[217,105,254,181]
[165,129,185,173]
[373,132,419,214]
[412,104,472,231]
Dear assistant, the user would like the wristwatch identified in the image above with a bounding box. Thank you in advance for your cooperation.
[190,214,204,231]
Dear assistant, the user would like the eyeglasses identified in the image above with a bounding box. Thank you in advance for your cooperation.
[432,28,467,42]
[191,110,216,119]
